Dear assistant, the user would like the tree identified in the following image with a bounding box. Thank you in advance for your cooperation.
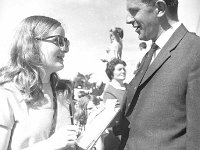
[73,72,94,90]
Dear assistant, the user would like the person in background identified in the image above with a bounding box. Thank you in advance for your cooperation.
[133,41,147,75]
[0,15,79,150]
[103,58,127,106]
[101,27,124,63]
[139,41,147,51]
[102,58,127,150]
[119,0,200,149]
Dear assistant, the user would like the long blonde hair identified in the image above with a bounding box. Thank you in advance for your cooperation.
[0,16,61,108]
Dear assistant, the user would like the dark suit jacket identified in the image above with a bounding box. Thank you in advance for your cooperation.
[119,24,200,150]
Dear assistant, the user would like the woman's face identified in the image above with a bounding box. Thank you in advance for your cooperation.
[113,63,126,81]
[40,26,69,74]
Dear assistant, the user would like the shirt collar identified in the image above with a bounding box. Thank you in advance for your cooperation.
[155,22,181,49]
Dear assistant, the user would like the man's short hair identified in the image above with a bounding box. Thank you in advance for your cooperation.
[142,0,178,15]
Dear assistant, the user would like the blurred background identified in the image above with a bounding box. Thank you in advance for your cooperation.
[0,0,200,84]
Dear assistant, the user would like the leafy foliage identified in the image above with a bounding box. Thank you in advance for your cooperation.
[73,72,95,90]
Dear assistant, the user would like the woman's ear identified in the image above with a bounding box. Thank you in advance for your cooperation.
[155,0,167,17]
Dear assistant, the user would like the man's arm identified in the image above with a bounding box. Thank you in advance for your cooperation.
[186,40,200,149]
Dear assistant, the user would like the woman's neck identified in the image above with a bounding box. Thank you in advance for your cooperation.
[42,76,50,84]
[40,70,51,84]
[110,79,125,90]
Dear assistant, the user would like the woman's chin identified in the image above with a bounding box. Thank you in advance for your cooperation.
[50,65,64,73]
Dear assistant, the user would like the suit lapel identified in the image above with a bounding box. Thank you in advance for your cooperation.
[124,54,148,115]
[125,24,188,115]
[140,24,188,85]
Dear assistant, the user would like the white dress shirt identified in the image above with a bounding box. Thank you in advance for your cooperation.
[150,22,182,64]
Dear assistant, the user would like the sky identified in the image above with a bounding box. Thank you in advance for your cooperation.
[0,0,200,83]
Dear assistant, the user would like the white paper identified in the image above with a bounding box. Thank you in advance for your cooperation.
[76,99,120,150]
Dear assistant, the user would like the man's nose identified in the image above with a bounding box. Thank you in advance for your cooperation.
[126,14,135,24]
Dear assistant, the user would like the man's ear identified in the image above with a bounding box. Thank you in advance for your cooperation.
[155,0,167,17]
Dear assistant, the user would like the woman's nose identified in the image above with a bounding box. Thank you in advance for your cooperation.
[61,46,69,53]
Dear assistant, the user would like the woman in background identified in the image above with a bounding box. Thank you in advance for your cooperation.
[108,27,123,61]
[103,58,127,105]
[102,58,127,150]
[101,27,124,63]
[0,15,78,150]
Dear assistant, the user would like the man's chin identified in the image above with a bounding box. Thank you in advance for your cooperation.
[138,35,148,41]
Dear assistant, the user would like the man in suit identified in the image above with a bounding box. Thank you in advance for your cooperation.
[118,0,200,149]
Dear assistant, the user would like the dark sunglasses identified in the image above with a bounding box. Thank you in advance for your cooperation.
[35,35,70,50]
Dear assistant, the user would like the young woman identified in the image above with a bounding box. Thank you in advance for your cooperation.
[0,16,78,150]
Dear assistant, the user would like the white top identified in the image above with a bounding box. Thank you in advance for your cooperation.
[151,22,182,64]
[107,39,123,61]
[0,82,73,149]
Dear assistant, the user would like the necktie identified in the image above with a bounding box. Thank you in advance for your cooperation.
[126,42,158,115]
[137,42,158,79]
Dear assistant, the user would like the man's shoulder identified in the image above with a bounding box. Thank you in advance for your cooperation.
[180,24,199,39]
[174,24,200,44]
[185,31,200,43]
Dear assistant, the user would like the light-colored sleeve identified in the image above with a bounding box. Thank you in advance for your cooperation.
[0,89,14,129]
[0,89,14,150]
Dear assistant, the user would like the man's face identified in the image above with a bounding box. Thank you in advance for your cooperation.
[126,0,160,41]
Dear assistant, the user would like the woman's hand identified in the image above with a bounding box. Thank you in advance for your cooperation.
[48,125,79,149]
